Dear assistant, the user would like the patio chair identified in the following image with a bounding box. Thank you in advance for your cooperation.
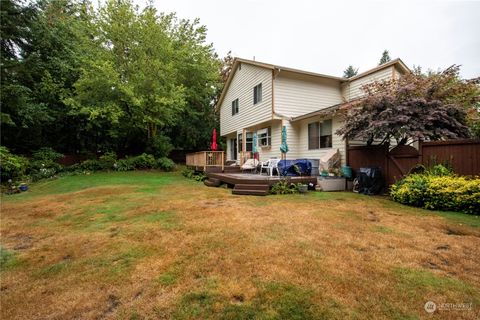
[241,158,259,173]
[261,159,280,176]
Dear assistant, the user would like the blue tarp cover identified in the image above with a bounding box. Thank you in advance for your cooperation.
[278,159,312,176]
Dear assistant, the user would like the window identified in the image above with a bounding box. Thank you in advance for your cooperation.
[231,98,239,115]
[238,132,253,152]
[230,138,237,160]
[258,127,271,147]
[320,119,332,148]
[308,122,320,150]
[253,83,262,104]
[308,119,332,149]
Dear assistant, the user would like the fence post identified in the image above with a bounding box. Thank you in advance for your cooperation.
[418,140,423,165]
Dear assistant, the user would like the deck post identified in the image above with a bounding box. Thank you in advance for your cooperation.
[221,152,224,171]
[204,152,207,172]
[241,128,246,166]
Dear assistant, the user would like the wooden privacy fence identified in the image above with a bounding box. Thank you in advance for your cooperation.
[420,140,480,176]
[347,139,480,186]
[186,151,224,172]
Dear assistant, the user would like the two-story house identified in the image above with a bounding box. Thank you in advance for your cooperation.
[217,58,410,165]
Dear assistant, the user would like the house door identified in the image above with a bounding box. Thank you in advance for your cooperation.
[231,138,237,160]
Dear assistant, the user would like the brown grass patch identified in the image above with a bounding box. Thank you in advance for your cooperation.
[1,174,479,319]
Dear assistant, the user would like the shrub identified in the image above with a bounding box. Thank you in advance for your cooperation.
[148,135,173,158]
[156,157,175,171]
[0,146,29,181]
[182,168,206,181]
[424,176,479,214]
[79,159,103,171]
[270,179,299,195]
[32,147,63,162]
[425,164,453,176]
[182,168,195,179]
[390,165,480,215]
[129,153,156,169]
[98,151,117,170]
[29,147,64,181]
[114,158,135,171]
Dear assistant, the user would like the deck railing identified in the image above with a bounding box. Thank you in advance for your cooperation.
[186,151,224,171]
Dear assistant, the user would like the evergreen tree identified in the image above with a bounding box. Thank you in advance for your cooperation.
[343,65,358,78]
[379,50,391,65]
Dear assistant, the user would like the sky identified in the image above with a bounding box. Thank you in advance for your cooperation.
[135,0,480,79]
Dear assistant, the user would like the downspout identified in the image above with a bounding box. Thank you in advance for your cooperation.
[272,68,281,119]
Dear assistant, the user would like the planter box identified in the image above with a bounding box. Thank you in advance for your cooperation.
[317,177,346,191]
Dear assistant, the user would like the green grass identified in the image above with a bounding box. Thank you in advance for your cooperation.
[132,210,180,229]
[37,260,71,277]
[394,267,479,300]
[381,197,480,228]
[157,271,178,286]
[433,211,480,228]
[82,246,152,280]
[173,281,350,320]
[0,246,22,271]
[372,225,395,234]
[2,171,179,201]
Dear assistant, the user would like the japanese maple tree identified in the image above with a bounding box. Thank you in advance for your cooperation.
[337,65,480,145]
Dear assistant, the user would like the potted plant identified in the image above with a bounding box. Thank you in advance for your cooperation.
[297,183,308,193]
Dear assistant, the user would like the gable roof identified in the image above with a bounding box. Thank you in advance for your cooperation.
[347,58,410,81]
[216,57,410,109]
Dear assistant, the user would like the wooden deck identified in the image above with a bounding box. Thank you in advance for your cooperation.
[206,172,318,187]
[186,151,224,172]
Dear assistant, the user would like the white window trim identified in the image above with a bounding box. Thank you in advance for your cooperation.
[258,127,271,147]
[308,120,332,150]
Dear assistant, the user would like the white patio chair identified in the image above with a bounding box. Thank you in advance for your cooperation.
[241,158,259,173]
[261,159,280,176]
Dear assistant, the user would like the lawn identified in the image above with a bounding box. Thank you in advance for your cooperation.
[1,171,479,319]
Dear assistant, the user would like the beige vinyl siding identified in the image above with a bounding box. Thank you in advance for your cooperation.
[219,63,272,136]
[225,120,283,162]
[342,66,394,101]
[246,120,283,161]
[393,65,406,80]
[274,72,343,118]
[292,116,346,165]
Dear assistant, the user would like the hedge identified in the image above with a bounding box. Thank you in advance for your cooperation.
[390,165,480,215]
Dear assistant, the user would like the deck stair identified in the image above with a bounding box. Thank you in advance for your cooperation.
[232,184,269,196]
[204,178,221,187]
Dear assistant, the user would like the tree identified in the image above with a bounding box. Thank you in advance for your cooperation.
[379,50,391,65]
[1,0,90,153]
[343,65,358,78]
[220,50,234,82]
[67,0,220,154]
[1,0,224,156]
[167,15,222,151]
[337,65,479,146]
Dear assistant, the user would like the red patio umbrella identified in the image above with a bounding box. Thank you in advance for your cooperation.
[210,128,218,151]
